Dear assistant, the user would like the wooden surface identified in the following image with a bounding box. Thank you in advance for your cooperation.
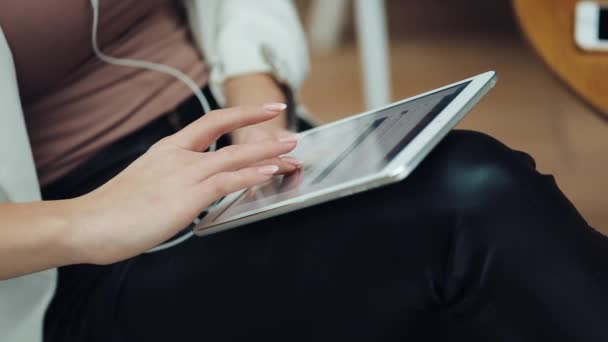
[513,0,608,117]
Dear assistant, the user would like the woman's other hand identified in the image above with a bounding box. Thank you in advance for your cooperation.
[69,104,298,265]
[224,73,303,173]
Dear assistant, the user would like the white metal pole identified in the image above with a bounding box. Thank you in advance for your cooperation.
[308,0,350,55]
[354,0,391,109]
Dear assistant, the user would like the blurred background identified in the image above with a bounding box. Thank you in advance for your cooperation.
[293,0,608,232]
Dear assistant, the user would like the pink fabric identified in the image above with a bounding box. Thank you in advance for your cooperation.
[0,0,208,185]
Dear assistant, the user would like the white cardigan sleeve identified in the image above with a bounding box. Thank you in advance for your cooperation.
[0,27,57,342]
[182,0,310,105]
[0,28,41,203]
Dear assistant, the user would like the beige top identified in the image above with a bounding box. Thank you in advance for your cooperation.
[0,0,208,185]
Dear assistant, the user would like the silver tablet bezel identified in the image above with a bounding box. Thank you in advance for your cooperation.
[193,71,497,236]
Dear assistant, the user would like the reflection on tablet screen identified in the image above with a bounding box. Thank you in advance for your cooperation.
[211,82,469,222]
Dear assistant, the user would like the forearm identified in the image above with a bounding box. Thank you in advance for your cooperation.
[0,200,79,280]
[224,73,289,142]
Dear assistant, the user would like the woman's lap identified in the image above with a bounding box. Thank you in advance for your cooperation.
[44,130,608,341]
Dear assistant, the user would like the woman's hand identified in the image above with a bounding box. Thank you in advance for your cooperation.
[68,104,299,265]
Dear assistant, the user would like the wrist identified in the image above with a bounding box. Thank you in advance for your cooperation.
[55,196,102,265]
[223,73,287,107]
[0,199,92,279]
[224,73,294,144]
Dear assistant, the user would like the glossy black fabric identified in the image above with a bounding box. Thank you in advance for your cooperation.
[43,128,608,341]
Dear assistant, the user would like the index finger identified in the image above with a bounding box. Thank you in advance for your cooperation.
[168,103,287,151]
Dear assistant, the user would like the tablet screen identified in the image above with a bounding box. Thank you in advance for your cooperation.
[209,81,470,223]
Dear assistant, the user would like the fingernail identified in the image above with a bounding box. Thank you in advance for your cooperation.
[258,165,280,175]
[280,156,303,166]
[279,133,300,143]
[263,103,287,114]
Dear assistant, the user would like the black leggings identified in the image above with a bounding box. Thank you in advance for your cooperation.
[43,129,608,341]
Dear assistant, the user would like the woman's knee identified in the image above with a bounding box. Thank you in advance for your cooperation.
[418,130,542,212]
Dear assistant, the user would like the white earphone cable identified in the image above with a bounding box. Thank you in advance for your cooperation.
[89,0,221,252]
[89,0,210,113]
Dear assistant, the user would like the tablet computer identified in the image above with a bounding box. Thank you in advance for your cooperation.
[193,71,497,237]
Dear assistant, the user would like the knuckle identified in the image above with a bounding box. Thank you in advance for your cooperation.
[209,179,228,196]
[231,105,260,123]
[202,109,227,129]
[229,171,247,186]
[220,145,241,159]
[150,136,173,150]
[267,157,281,165]
[233,105,253,117]
[209,173,234,195]
[205,108,222,120]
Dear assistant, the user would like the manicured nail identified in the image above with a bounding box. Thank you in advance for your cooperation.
[263,103,287,114]
[258,165,280,175]
[280,156,303,166]
[279,133,300,143]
